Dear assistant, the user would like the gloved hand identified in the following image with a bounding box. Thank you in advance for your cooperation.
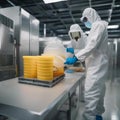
[66,48,74,54]
[64,56,78,65]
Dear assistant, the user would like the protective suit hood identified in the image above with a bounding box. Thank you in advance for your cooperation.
[82,8,101,24]
[69,24,83,33]
[68,24,87,52]
[69,24,84,40]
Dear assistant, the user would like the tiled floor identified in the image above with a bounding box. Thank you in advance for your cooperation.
[75,79,120,120]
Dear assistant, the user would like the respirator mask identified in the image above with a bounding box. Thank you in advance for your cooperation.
[70,32,81,41]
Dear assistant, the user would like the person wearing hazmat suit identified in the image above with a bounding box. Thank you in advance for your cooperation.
[66,24,87,57]
[66,24,87,102]
[65,8,108,120]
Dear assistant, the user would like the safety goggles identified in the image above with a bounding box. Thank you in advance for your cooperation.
[80,16,88,22]
[70,32,81,40]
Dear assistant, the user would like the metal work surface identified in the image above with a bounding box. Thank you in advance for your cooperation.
[0,72,84,120]
[0,14,15,81]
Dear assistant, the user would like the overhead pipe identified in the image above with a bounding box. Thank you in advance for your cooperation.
[89,0,92,8]
[6,0,15,6]
[67,0,76,24]
[108,0,116,23]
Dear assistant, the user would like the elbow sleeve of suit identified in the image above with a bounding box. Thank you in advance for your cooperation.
[75,53,85,62]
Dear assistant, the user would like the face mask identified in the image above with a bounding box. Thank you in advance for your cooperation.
[84,21,92,29]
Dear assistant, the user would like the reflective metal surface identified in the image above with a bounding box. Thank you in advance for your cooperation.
[30,15,39,55]
[0,13,15,81]
[20,9,31,75]
[0,24,14,66]
[0,7,20,76]
[0,7,39,76]
[116,39,120,79]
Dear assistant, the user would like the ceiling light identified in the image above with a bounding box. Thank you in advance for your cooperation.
[107,25,119,29]
[43,0,67,4]
[114,5,120,7]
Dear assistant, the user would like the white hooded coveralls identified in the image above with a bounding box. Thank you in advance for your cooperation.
[75,8,109,120]
[68,24,87,101]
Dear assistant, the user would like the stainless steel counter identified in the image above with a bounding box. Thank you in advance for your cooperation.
[0,72,85,120]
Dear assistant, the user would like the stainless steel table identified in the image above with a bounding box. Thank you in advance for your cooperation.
[0,72,85,120]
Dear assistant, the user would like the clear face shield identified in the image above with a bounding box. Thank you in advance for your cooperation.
[70,32,81,41]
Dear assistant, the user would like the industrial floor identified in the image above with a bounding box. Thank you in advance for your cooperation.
[75,78,120,120]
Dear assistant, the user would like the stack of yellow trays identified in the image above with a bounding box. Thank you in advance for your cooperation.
[37,56,54,81]
[23,56,37,78]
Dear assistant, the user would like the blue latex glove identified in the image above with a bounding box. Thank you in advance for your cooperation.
[66,48,74,54]
[64,56,78,65]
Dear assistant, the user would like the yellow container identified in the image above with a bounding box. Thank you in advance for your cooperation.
[37,63,53,67]
[23,55,64,80]
[37,71,53,75]
[41,54,64,77]
[37,56,54,81]
[23,56,37,78]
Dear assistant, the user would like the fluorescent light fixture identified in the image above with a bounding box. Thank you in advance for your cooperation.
[107,25,119,29]
[85,31,90,34]
[43,0,67,4]
[114,4,120,7]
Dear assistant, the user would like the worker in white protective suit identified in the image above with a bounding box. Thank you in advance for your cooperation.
[65,24,87,101]
[65,8,108,120]
[66,24,87,55]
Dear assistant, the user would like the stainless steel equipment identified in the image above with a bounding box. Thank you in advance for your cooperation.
[0,14,15,81]
[0,7,39,76]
